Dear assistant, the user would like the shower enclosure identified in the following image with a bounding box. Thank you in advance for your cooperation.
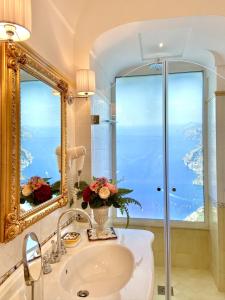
[113,60,225,299]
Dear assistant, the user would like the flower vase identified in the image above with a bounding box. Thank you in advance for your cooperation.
[93,206,109,235]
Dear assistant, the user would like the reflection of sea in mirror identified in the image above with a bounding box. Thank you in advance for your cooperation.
[20,69,61,213]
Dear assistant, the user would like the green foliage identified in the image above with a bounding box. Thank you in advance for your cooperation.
[117,188,133,196]
[51,180,60,194]
[70,181,89,206]
[116,197,142,227]
[20,193,34,204]
[81,202,88,209]
[43,177,52,183]
[74,181,89,198]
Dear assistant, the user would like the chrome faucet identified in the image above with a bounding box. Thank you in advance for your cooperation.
[50,208,93,263]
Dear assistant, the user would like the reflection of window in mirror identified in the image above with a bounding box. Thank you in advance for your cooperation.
[20,69,61,213]
[26,236,40,260]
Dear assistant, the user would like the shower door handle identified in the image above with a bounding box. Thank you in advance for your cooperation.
[157,187,162,192]
[171,187,176,192]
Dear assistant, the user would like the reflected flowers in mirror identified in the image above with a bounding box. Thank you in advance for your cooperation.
[21,176,60,205]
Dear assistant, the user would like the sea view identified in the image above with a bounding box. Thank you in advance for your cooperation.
[116,124,204,221]
[20,80,61,186]
[21,126,60,185]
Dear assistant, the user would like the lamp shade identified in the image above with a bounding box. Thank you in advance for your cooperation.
[0,0,32,41]
[76,69,96,96]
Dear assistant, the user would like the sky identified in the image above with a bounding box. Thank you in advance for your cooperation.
[116,72,203,127]
[21,80,61,128]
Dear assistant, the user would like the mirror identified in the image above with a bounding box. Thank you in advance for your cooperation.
[0,42,68,242]
[20,69,61,213]
[23,232,42,286]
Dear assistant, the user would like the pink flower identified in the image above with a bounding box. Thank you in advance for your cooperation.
[90,181,99,192]
[89,177,115,196]
[106,182,118,194]
[98,177,108,184]
[22,184,32,196]
[28,176,47,190]
[98,186,110,199]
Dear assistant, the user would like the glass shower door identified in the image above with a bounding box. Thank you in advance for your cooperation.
[166,61,224,300]
[115,64,166,299]
[115,70,165,220]
[115,60,225,300]
[167,67,204,222]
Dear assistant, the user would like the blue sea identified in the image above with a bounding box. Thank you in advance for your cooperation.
[21,123,204,221]
[116,125,204,221]
[21,126,60,185]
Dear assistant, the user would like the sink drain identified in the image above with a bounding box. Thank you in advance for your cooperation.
[77,290,89,298]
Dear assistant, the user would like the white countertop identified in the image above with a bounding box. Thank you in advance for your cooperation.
[0,225,154,300]
[44,226,154,300]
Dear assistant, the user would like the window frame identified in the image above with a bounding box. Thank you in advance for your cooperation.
[112,68,209,230]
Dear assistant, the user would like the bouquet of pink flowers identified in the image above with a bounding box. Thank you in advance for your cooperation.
[20,176,60,205]
[79,177,141,227]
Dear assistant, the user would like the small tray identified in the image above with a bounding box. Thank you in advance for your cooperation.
[87,227,118,241]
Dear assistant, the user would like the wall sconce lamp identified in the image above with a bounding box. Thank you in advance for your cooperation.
[0,0,32,42]
[66,69,96,105]
[75,69,96,97]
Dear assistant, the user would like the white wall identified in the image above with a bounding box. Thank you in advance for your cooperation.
[207,64,225,291]
[27,0,75,81]
[90,54,112,179]
[0,0,76,279]
[74,98,92,183]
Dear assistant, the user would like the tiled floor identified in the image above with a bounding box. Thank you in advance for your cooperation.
[154,267,225,300]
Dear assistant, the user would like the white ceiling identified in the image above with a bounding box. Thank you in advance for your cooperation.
[139,27,191,61]
[91,16,225,82]
[51,0,88,34]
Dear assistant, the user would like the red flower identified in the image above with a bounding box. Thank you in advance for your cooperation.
[82,186,92,202]
[33,184,52,203]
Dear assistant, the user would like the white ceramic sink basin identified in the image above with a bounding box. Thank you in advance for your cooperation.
[60,244,135,297]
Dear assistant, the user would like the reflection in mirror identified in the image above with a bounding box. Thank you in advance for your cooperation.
[23,232,42,286]
[20,69,61,213]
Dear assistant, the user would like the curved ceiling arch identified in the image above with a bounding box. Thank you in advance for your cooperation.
[90,16,225,83]
[74,0,225,67]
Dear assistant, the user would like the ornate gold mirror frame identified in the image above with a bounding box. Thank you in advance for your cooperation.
[0,42,68,242]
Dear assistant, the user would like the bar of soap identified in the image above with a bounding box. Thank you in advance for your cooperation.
[61,232,81,248]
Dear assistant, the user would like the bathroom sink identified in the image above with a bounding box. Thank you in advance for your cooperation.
[60,243,135,297]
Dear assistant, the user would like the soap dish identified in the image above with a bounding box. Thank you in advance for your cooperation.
[61,232,81,248]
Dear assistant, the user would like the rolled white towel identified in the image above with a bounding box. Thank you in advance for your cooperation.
[55,146,87,172]
[68,146,86,172]
[67,146,86,160]
[76,155,85,172]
